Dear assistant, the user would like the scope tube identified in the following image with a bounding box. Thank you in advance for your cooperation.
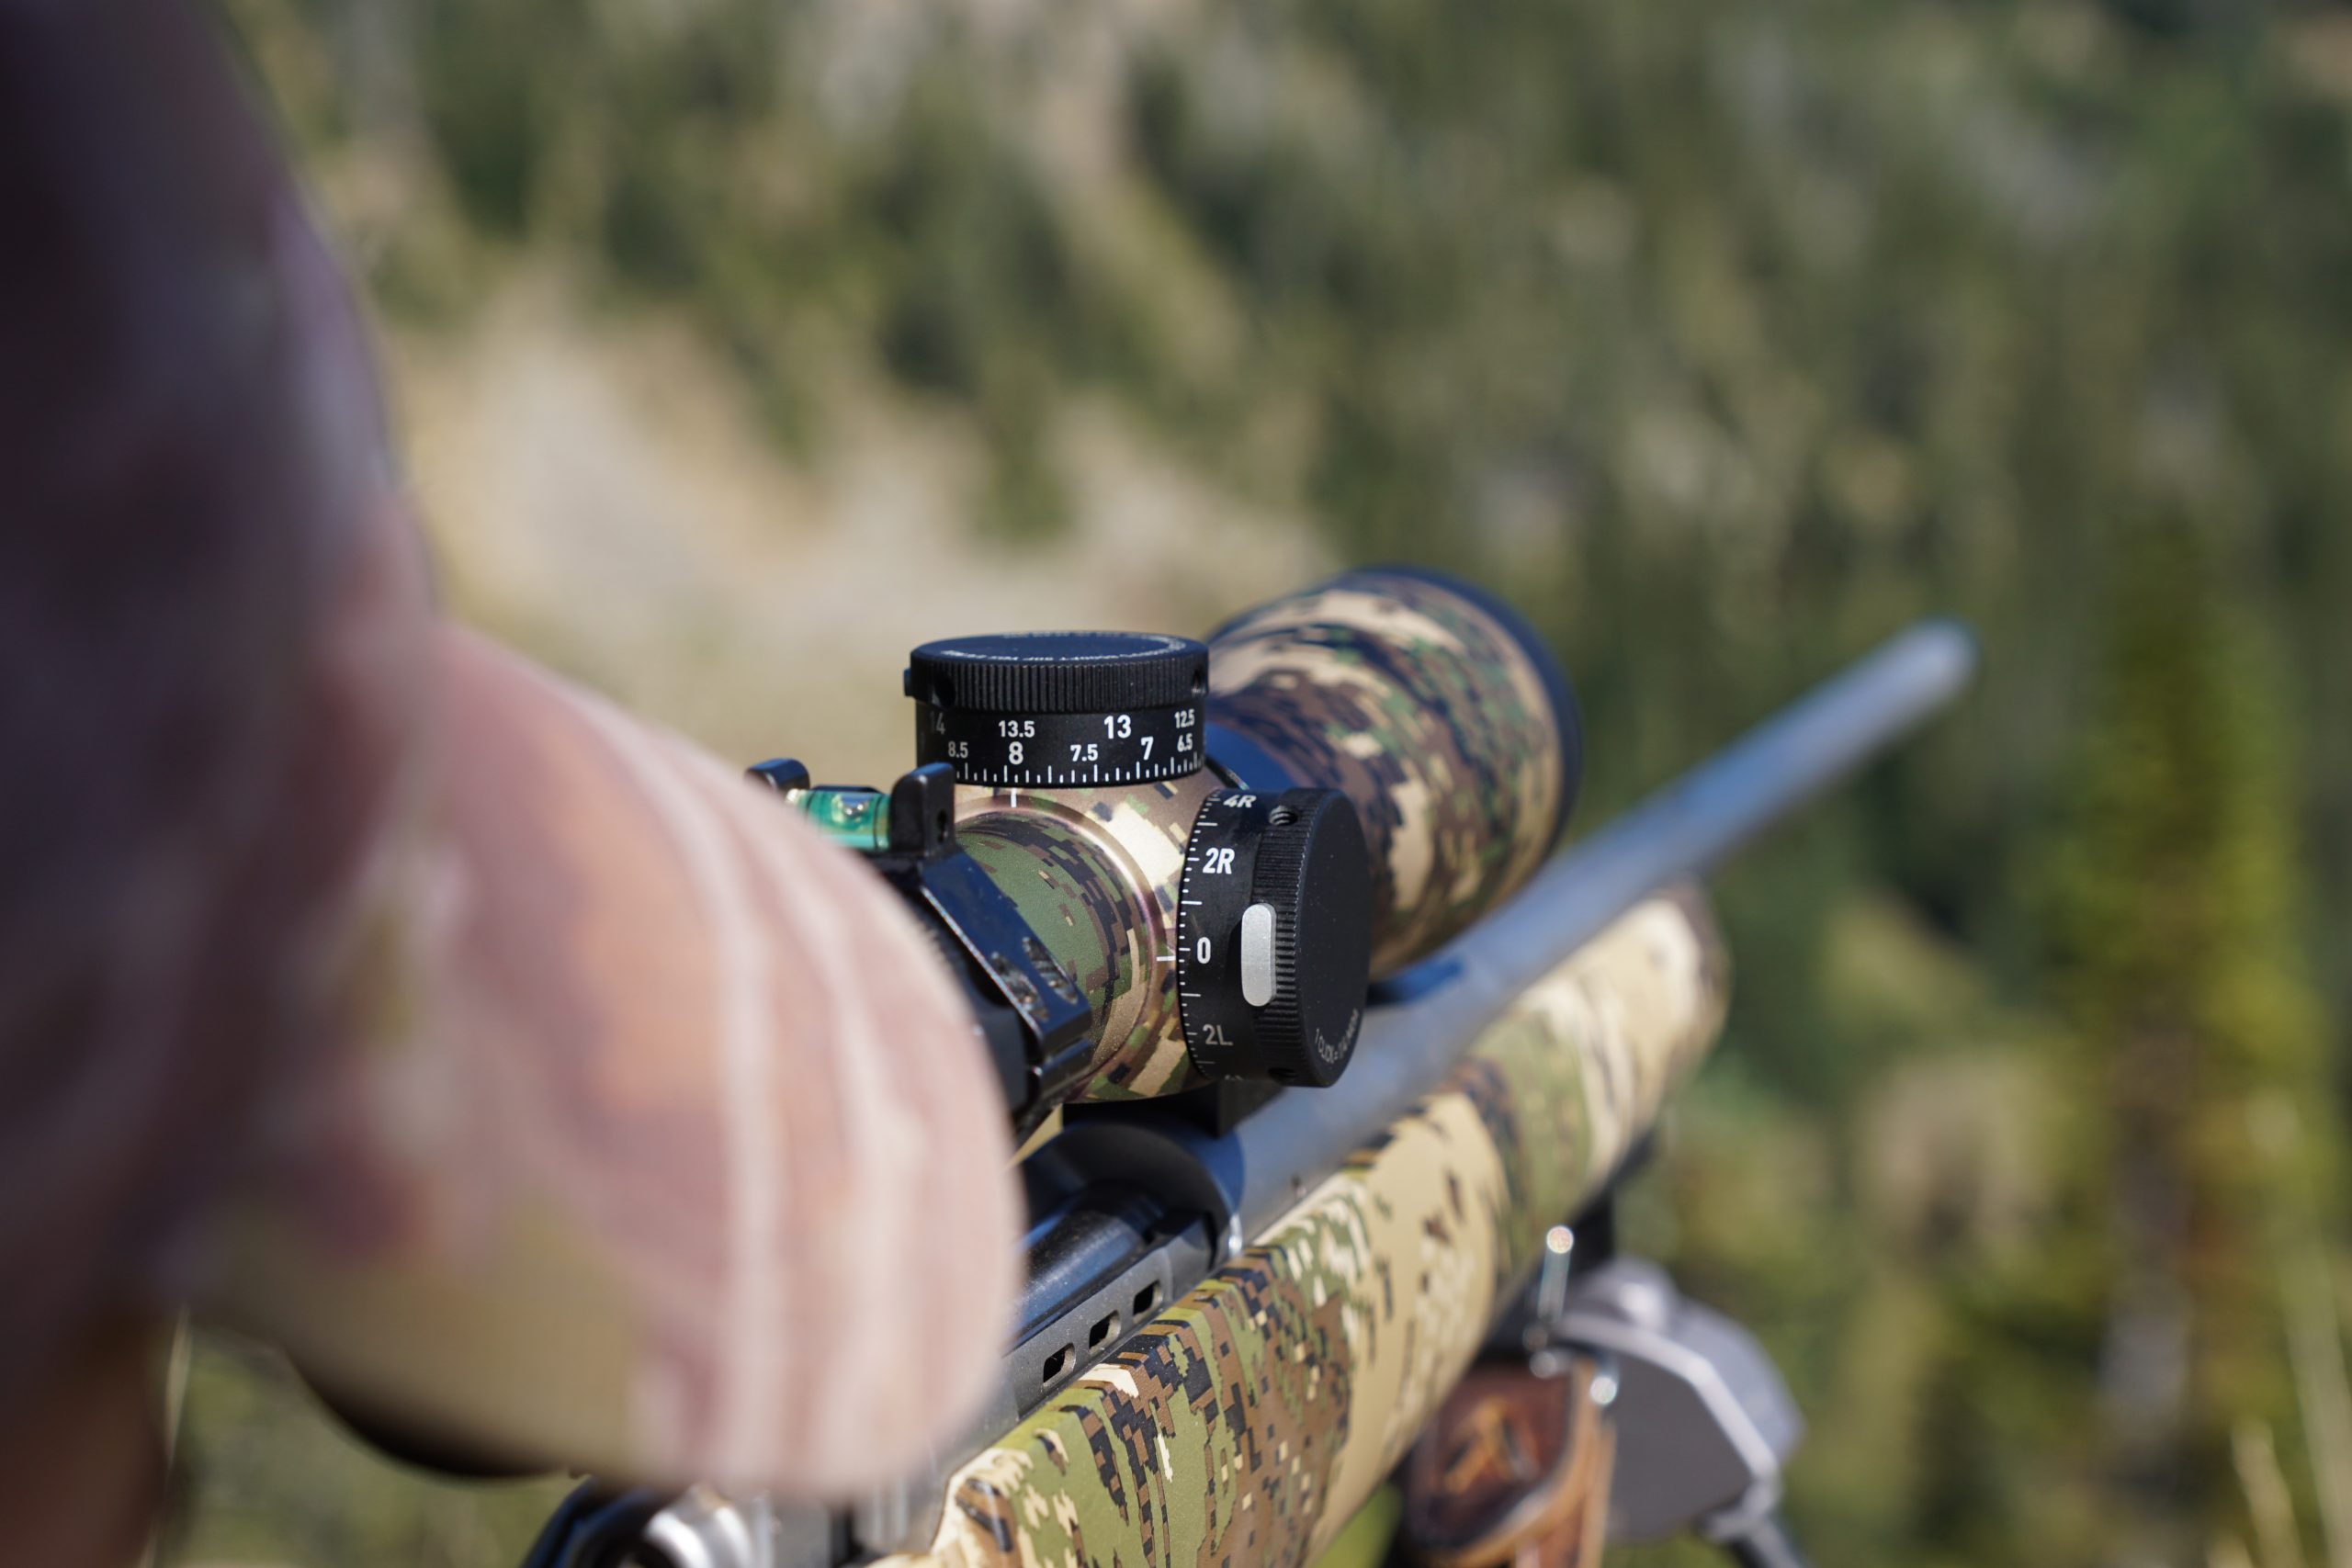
[937,568,1587,1109]
[955,808,1184,1098]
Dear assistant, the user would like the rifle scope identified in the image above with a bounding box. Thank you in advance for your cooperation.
[756,568,1582,1132]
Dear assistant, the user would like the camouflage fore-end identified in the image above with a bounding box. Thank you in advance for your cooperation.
[878,890,1725,1568]
[1205,569,1582,976]
[1452,886,1728,1280]
[956,773,1222,1101]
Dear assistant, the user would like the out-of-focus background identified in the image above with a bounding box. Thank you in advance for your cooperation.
[165,1,2352,1564]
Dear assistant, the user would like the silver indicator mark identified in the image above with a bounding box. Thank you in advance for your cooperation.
[1239,903,1279,1006]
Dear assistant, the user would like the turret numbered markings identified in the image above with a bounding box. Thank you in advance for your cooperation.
[1175,792,1277,1077]
[918,702,1202,787]
[1175,785,1372,1086]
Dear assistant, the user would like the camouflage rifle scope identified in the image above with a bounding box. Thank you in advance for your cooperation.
[752,567,1583,1134]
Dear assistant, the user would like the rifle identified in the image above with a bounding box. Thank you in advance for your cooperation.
[519,569,1974,1568]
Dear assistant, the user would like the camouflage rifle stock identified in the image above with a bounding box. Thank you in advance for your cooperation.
[526,617,1973,1568]
[879,890,1725,1568]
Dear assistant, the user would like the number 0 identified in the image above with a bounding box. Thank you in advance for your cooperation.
[1196,937,1212,964]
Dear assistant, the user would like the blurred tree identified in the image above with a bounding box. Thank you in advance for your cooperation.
[2045,519,2335,1562]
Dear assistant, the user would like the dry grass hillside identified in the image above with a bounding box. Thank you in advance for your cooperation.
[392,273,1332,783]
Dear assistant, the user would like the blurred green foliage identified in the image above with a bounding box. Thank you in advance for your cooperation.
[196,0,2352,1562]
[162,1332,570,1567]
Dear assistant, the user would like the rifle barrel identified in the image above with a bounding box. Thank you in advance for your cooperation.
[1222,618,1977,1238]
[1012,618,1974,1434]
